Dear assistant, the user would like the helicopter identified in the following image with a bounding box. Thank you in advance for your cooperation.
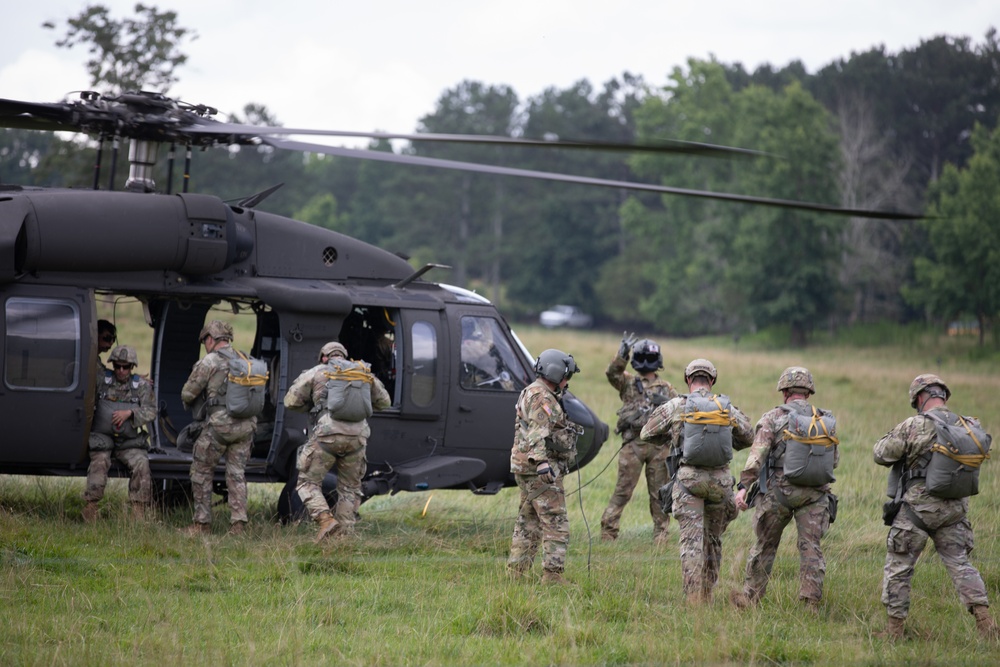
[0,91,920,519]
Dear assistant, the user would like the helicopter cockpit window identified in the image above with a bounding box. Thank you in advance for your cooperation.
[4,298,80,391]
[410,320,437,407]
[459,316,528,392]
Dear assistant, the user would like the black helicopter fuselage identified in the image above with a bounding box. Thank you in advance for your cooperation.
[0,186,607,513]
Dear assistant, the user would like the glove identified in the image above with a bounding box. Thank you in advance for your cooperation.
[619,331,638,359]
[536,462,556,484]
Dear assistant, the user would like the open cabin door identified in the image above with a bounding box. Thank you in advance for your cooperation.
[0,285,94,465]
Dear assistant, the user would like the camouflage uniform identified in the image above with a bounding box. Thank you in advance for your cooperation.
[641,387,752,600]
[874,406,990,620]
[507,378,578,576]
[600,352,678,542]
[737,399,838,605]
[284,359,390,531]
[84,368,156,506]
[181,342,256,526]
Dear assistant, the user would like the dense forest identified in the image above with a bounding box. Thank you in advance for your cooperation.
[2,9,998,347]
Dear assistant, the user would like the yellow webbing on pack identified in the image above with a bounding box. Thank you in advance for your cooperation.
[782,405,839,448]
[228,350,268,387]
[931,416,990,468]
[323,367,374,385]
[680,395,732,426]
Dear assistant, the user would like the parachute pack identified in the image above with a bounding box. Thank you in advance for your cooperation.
[779,403,839,487]
[921,411,991,499]
[679,393,734,467]
[324,357,374,422]
[92,370,143,439]
[218,347,269,419]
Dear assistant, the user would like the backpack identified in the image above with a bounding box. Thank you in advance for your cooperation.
[679,393,734,467]
[324,358,374,422]
[779,403,838,487]
[218,347,269,419]
[921,411,991,499]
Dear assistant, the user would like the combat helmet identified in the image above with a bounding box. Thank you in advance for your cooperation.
[319,341,348,361]
[199,319,233,342]
[684,358,717,383]
[909,373,951,409]
[534,348,580,384]
[631,339,664,373]
[107,345,138,367]
[777,366,815,395]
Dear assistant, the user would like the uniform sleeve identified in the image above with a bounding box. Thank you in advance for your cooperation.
[605,353,629,393]
[730,404,754,451]
[283,367,316,412]
[180,359,209,406]
[130,379,158,427]
[740,409,778,487]
[873,417,914,467]
[370,376,391,411]
[522,392,557,465]
[640,398,681,446]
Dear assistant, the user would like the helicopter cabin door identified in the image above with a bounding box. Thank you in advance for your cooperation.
[0,285,94,464]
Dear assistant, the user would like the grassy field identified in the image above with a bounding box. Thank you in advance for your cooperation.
[3,325,1000,665]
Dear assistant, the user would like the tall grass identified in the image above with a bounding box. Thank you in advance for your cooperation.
[3,326,1000,665]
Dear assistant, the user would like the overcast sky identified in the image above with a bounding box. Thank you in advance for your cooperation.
[2,1,998,146]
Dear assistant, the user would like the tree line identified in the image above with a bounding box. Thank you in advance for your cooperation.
[2,5,998,346]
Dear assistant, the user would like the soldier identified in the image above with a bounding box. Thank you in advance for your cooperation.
[600,334,678,545]
[284,341,391,542]
[732,367,839,612]
[96,319,117,369]
[873,374,998,640]
[82,345,156,522]
[641,358,753,603]
[180,320,256,536]
[507,348,582,584]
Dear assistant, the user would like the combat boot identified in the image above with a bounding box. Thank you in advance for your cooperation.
[801,597,821,614]
[314,511,340,544]
[541,570,566,585]
[653,531,670,547]
[180,522,211,537]
[228,521,247,536]
[730,590,759,610]
[973,605,999,640]
[130,502,150,522]
[82,501,99,523]
[878,616,904,641]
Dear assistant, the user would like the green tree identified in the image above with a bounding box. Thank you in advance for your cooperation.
[44,3,196,95]
[909,123,1000,346]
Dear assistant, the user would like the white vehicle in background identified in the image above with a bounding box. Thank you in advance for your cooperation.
[539,305,593,329]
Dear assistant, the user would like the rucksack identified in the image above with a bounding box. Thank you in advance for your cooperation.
[921,411,991,499]
[679,393,733,467]
[779,403,838,487]
[324,357,374,422]
[217,347,269,419]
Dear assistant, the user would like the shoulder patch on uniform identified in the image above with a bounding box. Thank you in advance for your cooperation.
[542,404,552,416]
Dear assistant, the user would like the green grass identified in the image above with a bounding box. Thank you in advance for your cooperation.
[4,327,1000,665]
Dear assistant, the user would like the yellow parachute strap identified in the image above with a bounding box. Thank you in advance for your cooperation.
[782,405,839,447]
[931,416,990,468]
[383,307,397,327]
[323,367,374,384]
[680,395,732,426]
[228,350,268,387]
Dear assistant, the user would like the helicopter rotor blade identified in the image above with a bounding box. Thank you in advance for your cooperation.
[183,118,768,158]
[261,136,923,220]
[0,98,81,132]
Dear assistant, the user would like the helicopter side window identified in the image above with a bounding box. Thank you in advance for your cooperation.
[459,316,528,392]
[4,298,80,391]
[410,320,437,407]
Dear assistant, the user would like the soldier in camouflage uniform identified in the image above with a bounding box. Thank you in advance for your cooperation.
[873,374,998,640]
[732,367,838,612]
[284,341,391,542]
[601,334,678,544]
[180,320,256,536]
[507,348,581,584]
[641,358,752,603]
[82,345,156,522]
